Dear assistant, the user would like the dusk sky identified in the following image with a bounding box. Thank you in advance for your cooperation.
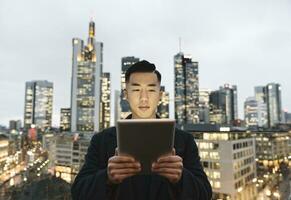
[1,0,291,126]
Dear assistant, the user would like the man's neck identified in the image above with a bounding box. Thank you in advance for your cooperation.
[131,114,156,119]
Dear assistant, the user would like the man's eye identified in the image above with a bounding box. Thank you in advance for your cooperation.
[148,89,156,92]
[132,89,140,92]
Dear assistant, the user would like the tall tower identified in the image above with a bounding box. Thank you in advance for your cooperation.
[99,72,111,130]
[157,86,170,118]
[199,89,212,123]
[265,83,282,127]
[24,80,53,131]
[254,86,268,127]
[120,56,140,119]
[174,52,199,127]
[71,21,103,133]
[244,97,258,128]
[209,84,238,125]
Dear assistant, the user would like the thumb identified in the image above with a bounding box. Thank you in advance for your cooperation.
[115,148,119,155]
[172,148,176,155]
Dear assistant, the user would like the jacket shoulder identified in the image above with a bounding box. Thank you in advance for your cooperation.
[91,127,116,140]
[175,128,194,141]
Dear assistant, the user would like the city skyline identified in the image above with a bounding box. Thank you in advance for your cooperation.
[1,0,291,126]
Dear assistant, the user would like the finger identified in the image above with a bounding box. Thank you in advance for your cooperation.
[110,168,141,175]
[152,162,183,169]
[172,148,176,155]
[109,156,136,163]
[157,156,182,163]
[152,167,181,174]
[108,162,141,170]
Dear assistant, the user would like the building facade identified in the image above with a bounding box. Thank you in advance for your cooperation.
[99,72,111,130]
[265,83,282,128]
[24,80,53,131]
[174,52,199,127]
[209,84,238,125]
[244,97,258,128]
[157,86,169,118]
[186,126,257,200]
[60,108,71,132]
[199,89,211,124]
[70,21,103,133]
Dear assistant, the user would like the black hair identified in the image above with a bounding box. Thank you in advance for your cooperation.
[125,60,161,83]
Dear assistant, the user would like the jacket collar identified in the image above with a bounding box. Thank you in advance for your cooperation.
[125,114,161,119]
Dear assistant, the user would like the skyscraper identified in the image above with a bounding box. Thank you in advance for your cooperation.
[157,86,169,118]
[254,86,268,128]
[265,83,282,127]
[24,80,53,130]
[70,21,103,133]
[199,89,211,124]
[60,108,71,132]
[244,97,258,128]
[174,52,199,127]
[99,72,111,130]
[209,84,238,125]
[120,56,140,119]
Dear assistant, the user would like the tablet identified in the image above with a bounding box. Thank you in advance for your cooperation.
[117,119,175,174]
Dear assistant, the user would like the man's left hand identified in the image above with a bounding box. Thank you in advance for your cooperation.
[151,149,183,183]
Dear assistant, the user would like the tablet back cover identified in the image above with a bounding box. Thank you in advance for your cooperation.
[117,119,175,175]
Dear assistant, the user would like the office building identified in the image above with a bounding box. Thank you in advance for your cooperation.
[199,89,211,123]
[265,83,282,127]
[157,86,169,118]
[60,108,71,132]
[99,72,111,130]
[174,52,199,127]
[70,21,103,133]
[209,84,238,125]
[244,97,258,128]
[24,80,53,131]
[186,125,257,200]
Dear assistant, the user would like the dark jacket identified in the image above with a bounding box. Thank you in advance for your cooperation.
[71,127,212,200]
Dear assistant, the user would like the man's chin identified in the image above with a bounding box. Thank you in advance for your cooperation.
[134,112,155,119]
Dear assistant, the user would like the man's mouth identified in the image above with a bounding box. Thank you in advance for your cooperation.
[139,106,150,111]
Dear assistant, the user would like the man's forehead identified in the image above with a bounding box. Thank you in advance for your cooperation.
[128,72,159,84]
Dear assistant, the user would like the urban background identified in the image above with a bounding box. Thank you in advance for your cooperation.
[0,1,290,200]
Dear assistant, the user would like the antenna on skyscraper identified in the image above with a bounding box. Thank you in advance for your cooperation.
[179,37,182,53]
[90,11,95,22]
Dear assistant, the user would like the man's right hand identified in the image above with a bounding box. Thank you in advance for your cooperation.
[107,150,141,184]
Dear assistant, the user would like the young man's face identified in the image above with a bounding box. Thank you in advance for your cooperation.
[125,72,162,119]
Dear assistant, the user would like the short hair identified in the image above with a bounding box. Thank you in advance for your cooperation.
[125,60,161,83]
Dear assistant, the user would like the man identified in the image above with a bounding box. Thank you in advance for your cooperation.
[71,60,212,200]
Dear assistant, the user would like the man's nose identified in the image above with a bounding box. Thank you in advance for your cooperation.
[140,89,149,101]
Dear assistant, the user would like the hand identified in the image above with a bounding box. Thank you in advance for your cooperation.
[151,149,183,183]
[107,149,141,184]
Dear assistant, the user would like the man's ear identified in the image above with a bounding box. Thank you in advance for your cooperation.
[124,89,128,100]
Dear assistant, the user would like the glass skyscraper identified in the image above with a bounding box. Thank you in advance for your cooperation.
[70,21,103,133]
[209,84,238,125]
[254,84,282,128]
[265,83,282,127]
[174,52,199,127]
[60,108,71,132]
[157,86,169,118]
[24,80,53,130]
[99,72,111,130]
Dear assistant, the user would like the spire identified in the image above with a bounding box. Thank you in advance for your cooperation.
[89,21,95,38]
[179,37,182,53]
